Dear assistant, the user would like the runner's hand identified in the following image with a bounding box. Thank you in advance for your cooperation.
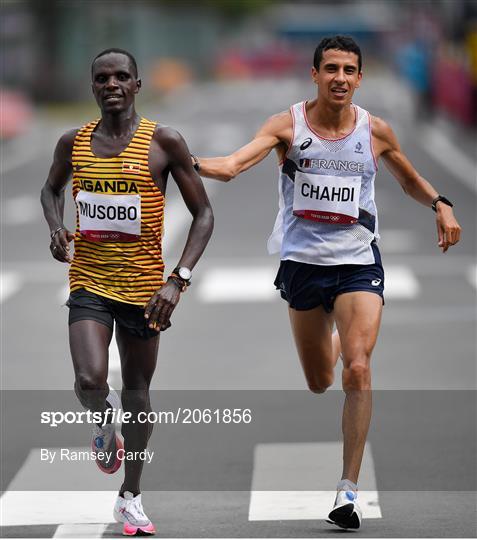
[436,205,461,253]
[144,281,181,331]
[50,229,74,263]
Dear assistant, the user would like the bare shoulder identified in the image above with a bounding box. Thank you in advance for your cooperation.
[58,128,79,149]
[256,109,293,145]
[153,124,185,148]
[55,128,79,161]
[260,109,293,132]
[370,115,396,141]
[370,114,399,156]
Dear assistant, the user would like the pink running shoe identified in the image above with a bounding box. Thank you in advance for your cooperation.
[114,491,156,536]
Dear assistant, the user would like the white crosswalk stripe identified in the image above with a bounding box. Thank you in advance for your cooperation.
[0,490,117,527]
[197,264,420,302]
[467,265,477,290]
[197,266,277,302]
[384,265,420,298]
[248,442,381,521]
[0,272,22,303]
[53,523,108,538]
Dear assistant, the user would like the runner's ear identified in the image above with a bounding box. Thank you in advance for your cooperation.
[136,79,142,92]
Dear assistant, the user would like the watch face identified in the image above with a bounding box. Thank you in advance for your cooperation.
[178,267,192,281]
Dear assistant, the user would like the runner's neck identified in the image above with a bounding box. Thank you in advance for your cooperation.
[306,99,355,139]
[98,110,140,139]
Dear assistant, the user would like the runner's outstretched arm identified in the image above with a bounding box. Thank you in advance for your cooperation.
[197,111,292,181]
[40,129,78,263]
[144,127,214,330]
[371,116,462,253]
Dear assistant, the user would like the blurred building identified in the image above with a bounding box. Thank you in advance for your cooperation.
[1,0,476,128]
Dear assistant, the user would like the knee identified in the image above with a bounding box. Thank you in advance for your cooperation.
[308,372,334,394]
[342,361,371,392]
[75,373,107,394]
[121,388,150,413]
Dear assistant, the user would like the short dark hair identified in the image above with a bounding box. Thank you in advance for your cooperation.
[91,48,138,78]
[313,36,362,72]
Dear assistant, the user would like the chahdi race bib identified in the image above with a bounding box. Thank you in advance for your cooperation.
[293,171,361,224]
[75,191,141,242]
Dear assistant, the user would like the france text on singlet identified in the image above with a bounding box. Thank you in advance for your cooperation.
[268,102,379,266]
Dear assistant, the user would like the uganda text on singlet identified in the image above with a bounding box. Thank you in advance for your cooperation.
[268,101,379,265]
[70,118,165,305]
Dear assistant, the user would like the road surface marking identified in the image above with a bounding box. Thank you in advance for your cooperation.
[1,490,117,526]
[197,265,419,302]
[53,523,108,538]
[0,272,22,303]
[2,195,42,225]
[58,283,70,304]
[385,266,420,299]
[197,266,277,303]
[248,442,381,520]
[420,126,477,193]
[1,447,119,526]
[467,265,477,290]
[379,229,419,253]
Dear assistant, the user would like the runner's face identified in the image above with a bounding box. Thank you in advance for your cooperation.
[91,53,141,113]
[312,49,362,105]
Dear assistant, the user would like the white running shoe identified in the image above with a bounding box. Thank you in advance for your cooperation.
[327,489,362,529]
[91,386,123,474]
[106,386,122,419]
[114,491,156,536]
[91,423,123,474]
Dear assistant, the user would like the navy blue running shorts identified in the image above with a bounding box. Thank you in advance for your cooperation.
[67,288,161,339]
[274,242,385,312]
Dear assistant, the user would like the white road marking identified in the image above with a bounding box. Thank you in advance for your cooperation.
[379,229,419,253]
[0,491,117,526]
[0,272,22,303]
[53,523,108,538]
[197,266,278,303]
[58,283,70,304]
[197,264,419,302]
[1,195,42,225]
[420,126,477,193]
[108,339,121,378]
[467,265,477,290]
[385,266,420,299]
[248,442,381,520]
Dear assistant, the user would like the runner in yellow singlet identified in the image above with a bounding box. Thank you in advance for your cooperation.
[41,48,213,535]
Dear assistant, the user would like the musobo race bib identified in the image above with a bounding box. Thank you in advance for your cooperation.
[76,191,141,242]
[293,172,361,224]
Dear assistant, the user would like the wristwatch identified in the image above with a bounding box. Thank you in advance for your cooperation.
[191,154,200,172]
[172,266,192,285]
[431,195,453,212]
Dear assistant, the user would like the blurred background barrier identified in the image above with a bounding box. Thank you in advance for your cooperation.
[1,0,476,130]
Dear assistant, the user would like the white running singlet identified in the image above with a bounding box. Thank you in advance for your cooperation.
[268,101,379,266]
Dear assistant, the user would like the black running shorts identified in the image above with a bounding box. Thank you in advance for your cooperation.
[67,288,160,339]
[274,242,385,312]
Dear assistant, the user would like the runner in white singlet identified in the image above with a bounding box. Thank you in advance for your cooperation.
[193,36,461,530]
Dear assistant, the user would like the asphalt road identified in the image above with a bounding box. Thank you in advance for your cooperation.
[1,72,476,538]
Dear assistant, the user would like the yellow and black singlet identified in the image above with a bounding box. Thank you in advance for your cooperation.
[69,117,165,305]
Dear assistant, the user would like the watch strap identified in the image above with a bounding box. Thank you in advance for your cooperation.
[431,195,453,212]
